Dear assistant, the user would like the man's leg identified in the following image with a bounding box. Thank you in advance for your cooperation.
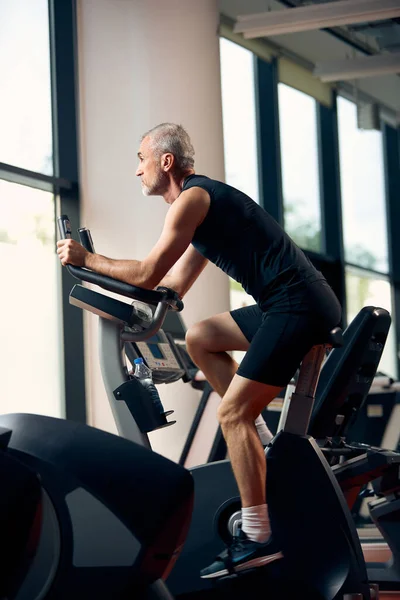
[185,312,249,398]
[186,312,283,577]
[194,309,318,578]
[186,312,274,446]
[192,301,340,578]
[199,373,284,578]
[217,374,282,508]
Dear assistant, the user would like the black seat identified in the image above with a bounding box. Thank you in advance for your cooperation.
[310,326,343,350]
[309,306,391,440]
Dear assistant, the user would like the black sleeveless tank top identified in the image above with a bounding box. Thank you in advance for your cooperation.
[183,174,325,310]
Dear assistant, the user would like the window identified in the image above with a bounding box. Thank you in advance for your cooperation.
[0,0,84,423]
[346,266,397,379]
[337,97,388,273]
[220,37,260,313]
[0,180,63,416]
[278,83,322,252]
[0,0,53,174]
[220,37,259,203]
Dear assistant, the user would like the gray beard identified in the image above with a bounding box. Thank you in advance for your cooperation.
[141,185,151,196]
[141,170,166,196]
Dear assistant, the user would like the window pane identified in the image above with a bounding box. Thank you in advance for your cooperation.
[338,97,388,273]
[220,38,259,203]
[0,0,53,174]
[346,266,397,379]
[220,38,260,319]
[278,83,322,252]
[0,180,63,416]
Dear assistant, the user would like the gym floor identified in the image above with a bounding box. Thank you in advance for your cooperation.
[362,542,400,599]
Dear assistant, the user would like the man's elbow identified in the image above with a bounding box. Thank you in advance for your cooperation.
[137,263,162,290]
[136,274,161,290]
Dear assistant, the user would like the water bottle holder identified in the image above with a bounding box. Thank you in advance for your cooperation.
[155,410,176,431]
[113,379,175,434]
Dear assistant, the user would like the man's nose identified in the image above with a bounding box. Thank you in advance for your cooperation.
[135,166,142,176]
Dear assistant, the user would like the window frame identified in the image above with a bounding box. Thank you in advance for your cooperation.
[0,0,86,422]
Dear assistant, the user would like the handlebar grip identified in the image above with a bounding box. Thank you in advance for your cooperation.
[58,215,72,239]
[78,227,95,253]
[155,286,184,312]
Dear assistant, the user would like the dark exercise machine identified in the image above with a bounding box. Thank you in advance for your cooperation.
[305,306,400,590]
[165,306,400,591]
[0,414,193,600]
[197,306,400,592]
[61,218,386,599]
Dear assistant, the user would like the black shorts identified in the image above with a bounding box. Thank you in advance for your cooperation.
[230,280,342,387]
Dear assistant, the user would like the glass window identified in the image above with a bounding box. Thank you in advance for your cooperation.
[0,0,53,174]
[220,38,260,314]
[346,266,397,379]
[278,83,322,252]
[337,97,388,273]
[0,180,63,416]
[219,38,260,363]
[219,38,259,203]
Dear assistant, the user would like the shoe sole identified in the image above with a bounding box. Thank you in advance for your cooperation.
[200,551,284,579]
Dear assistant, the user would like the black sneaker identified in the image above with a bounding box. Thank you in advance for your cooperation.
[200,529,283,579]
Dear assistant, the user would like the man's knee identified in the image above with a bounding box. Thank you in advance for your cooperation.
[217,376,282,429]
[185,320,209,359]
[217,401,233,429]
[217,397,248,429]
[186,317,227,355]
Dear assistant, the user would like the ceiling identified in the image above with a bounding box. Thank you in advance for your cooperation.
[218,0,400,120]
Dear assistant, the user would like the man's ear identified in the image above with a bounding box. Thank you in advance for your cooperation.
[162,153,174,172]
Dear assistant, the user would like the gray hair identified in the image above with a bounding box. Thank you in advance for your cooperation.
[141,123,195,171]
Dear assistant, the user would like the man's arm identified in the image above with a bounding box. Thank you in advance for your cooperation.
[56,187,210,289]
[158,244,208,298]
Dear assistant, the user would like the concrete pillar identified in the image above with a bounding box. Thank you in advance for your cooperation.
[76,0,229,460]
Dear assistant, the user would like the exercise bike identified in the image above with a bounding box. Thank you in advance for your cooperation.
[131,302,400,593]
[53,216,382,600]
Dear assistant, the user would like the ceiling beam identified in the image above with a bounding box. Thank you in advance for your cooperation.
[313,52,400,81]
[234,0,400,38]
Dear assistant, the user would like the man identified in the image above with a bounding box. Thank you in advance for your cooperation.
[57,122,341,578]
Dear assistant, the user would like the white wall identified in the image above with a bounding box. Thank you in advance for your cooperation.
[76,0,230,461]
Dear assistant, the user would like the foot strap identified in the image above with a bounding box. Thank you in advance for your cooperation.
[215,550,236,576]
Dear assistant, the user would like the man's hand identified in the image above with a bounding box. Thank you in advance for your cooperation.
[57,239,88,267]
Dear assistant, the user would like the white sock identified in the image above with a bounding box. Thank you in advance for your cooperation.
[254,415,273,446]
[241,504,271,543]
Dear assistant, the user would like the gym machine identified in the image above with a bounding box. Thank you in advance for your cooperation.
[54,216,388,600]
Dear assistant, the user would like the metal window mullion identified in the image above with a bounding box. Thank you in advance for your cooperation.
[317,93,346,316]
[0,162,71,193]
[344,262,390,280]
[383,123,400,378]
[254,56,283,224]
[49,0,86,423]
